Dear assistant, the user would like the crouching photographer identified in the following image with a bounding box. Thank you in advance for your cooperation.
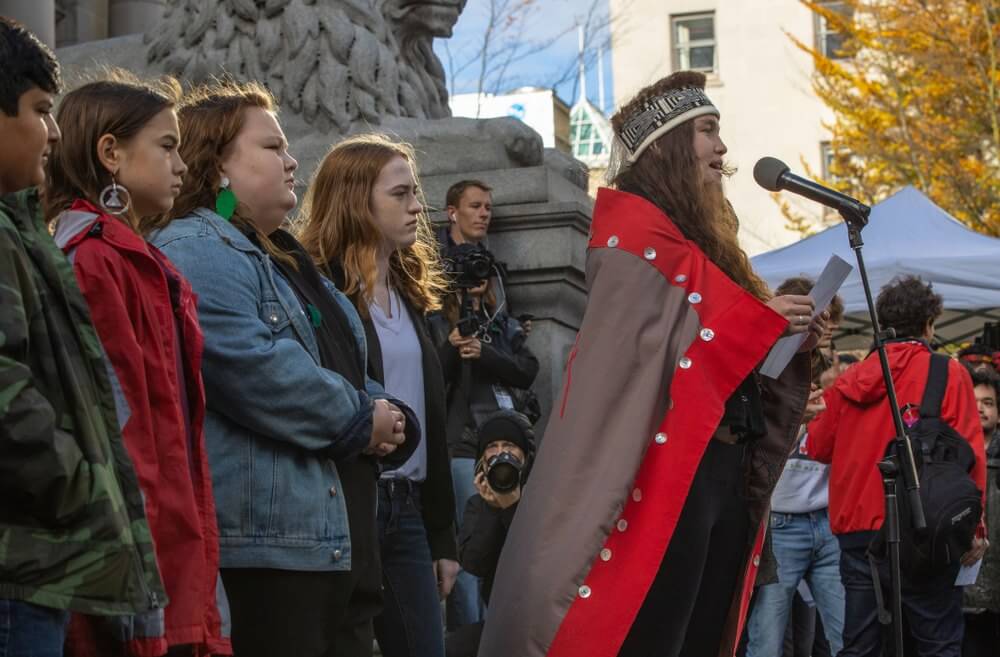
[430,242,540,631]
[446,411,535,657]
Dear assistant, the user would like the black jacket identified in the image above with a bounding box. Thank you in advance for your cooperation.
[429,310,539,459]
[363,297,458,562]
[458,495,517,604]
[326,261,457,561]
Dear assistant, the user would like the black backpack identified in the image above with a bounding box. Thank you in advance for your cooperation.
[869,353,982,579]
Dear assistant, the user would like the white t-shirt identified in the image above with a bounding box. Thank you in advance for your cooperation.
[370,289,427,482]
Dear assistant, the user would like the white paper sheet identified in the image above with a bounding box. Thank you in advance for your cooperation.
[760,255,854,379]
[956,559,983,586]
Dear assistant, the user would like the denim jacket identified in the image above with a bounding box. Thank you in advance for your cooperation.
[150,208,386,571]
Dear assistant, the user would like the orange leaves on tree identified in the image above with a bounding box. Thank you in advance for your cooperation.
[787,0,1000,236]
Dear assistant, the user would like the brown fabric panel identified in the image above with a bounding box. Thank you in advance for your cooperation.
[480,247,698,657]
[718,351,812,656]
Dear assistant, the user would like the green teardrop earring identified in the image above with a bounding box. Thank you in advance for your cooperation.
[215,176,237,220]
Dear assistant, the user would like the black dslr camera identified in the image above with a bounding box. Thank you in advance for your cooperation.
[443,243,496,336]
[443,243,496,290]
[482,451,524,494]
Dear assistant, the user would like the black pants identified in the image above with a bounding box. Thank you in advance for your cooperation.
[838,540,964,657]
[221,458,381,657]
[962,611,1000,657]
[618,439,752,657]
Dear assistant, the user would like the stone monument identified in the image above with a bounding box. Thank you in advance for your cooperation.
[50,0,593,434]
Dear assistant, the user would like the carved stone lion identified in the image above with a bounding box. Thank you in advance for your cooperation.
[145,0,465,133]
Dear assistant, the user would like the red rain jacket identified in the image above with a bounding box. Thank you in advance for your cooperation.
[807,340,986,536]
[57,200,229,656]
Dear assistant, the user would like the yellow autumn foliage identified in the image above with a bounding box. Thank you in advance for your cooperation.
[786,0,999,236]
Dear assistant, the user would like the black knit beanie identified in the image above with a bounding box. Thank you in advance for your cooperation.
[476,410,534,459]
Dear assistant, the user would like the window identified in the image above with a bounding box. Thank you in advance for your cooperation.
[570,105,607,161]
[671,13,716,74]
[815,1,853,59]
[820,141,834,180]
[819,141,840,220]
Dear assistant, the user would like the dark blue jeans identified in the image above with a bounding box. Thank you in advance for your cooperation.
[374,481,445,657]
[838,539,963,657]
[0,599,69,657]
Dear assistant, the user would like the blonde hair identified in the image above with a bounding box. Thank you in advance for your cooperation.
[296,133,447,316]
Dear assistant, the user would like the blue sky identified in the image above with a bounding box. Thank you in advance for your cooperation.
[433,0,616,113]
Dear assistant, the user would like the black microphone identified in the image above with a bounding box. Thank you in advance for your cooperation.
[753,156,870,225]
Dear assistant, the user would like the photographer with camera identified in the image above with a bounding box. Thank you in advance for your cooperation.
[445,411,535,657]
[430,242,539,632]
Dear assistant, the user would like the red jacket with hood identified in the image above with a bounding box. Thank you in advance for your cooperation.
[807,340,986,536]
[55,200,230,656]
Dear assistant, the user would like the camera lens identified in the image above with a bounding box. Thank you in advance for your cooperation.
[486,452,523,493]
[469,257,493,281]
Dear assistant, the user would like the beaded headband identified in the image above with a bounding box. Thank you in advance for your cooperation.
[617,86,719,164]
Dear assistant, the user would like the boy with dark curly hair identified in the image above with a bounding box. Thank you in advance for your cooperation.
[807,275,987,657]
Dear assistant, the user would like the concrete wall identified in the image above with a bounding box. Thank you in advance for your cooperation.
[1,0,56,46]
[609,0,835,255]
[1,0,160,48]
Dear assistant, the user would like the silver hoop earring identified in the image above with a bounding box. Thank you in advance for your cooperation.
[99,173,131,216]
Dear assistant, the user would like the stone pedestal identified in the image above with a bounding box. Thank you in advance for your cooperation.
[108,0,160,36]
[71,0,108,43]
[1,0,56,47]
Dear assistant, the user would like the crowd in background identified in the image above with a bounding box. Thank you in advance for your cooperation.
[738,279,997,657]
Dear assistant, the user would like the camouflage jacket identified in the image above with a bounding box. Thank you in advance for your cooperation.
[0,189,166,615]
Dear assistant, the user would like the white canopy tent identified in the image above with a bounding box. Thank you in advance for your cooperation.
[751,186,1000,349]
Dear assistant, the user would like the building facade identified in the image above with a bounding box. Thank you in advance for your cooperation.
[1,0,162,48]
[609,0,845,254]
[450,87,572,154]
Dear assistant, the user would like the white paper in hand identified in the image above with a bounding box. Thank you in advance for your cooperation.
[956,559,983,586]
[760,255,854,379]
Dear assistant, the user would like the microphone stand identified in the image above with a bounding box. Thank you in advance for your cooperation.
[839,203,926,657]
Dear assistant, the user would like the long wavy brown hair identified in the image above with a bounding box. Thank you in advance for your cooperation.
[296,134,448,317]
[611,71,771,301]
[44,70,180,231]
[140,79,292,264]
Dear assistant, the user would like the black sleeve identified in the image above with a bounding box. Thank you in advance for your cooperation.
[428,312,461,385]
[474,320,539,389]
[458,495,516,579]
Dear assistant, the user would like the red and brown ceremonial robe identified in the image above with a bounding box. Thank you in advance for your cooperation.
[479,187,811,657]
